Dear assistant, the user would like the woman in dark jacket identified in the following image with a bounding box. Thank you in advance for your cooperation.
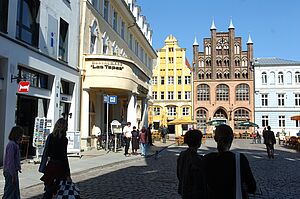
[40,118,71,199]
[131,126,139,155]
[204,124,256,199]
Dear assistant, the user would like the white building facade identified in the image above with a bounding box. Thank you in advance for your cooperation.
[0,0,80,164]
[79,0,156,149]
[254,58,300,136]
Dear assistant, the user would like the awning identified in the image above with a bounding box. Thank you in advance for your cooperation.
[168,117,196,125]
[291,114,300,121]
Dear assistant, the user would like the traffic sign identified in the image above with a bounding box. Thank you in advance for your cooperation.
[18,81,30,92]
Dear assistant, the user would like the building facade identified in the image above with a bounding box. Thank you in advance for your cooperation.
[254,58,300,136]
[79,0,157,149]
[193,20,254,135]
[0,0,80,163]
[149,35,192,137]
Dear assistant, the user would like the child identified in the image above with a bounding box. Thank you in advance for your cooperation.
[3,126,24,199]
[177,129,206,199]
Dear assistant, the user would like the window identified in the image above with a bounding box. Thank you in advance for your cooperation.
[185,76,191,84]
[279,115,285,127]
[185,91,191,100]
[160,76,164,85]
[19,67,48,89]
[169,47,173,52]
[178,91,181,100]
[196,109,207,129]
[295,71,300,84]
[262,115,269,127]
[58,18,69,62]
[91,0,100,12]
[168,91,174,100]
[295,94,300,106]
[262,72,267,84]
[152,91,157,100]
[197,84,210,101]
[167,106,176,116]
[234,109,250,129]
[153,107,160,116]
[152,76,157,85]
[278,72,284,84]
[178,76,182,84]
[261,94,268,106]
[121,21,125,39]
[168,57,174,64]
[182,107,190,116]
[216,84,229,101]
[129,34,133,49]
[168,76,174,84]
[278,94,285,106]
[0,0,8,32]
[160,92,164,100]
[286,71,292,84]
[103,0,109,21]
[16,0,40,47]
[61,80,73,95]
[236,84,249,101]
[90,21,98,54]
[270,72,275,84]
[296,120,300,127]
[112,10,118,32]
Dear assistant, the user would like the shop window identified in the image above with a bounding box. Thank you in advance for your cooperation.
[19,67,48,89]
[16,0,40,47]
[59,18,69,62]
[0,0,8,33]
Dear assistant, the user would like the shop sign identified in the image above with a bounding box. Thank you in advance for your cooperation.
[90,61,124,71]
[18,81,30,92]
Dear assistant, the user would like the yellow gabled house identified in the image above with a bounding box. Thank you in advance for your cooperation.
[149,35,193,138]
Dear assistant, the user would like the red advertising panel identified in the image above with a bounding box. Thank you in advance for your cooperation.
[18,81,30,92]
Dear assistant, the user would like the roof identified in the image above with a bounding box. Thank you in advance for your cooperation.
[254,58,300,66]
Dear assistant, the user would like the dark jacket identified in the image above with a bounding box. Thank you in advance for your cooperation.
[263,130,276,145]
[204,151,256,199]
[177,148,206,199]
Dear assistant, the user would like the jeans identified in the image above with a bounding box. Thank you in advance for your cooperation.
[140,143,147,155]
[3,171,20,199]
[124,137,131,155]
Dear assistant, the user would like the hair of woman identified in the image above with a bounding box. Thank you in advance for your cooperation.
[214,124,234,153]
[8,126,24,141]
[52,118,68,138]
[184,129,203,148]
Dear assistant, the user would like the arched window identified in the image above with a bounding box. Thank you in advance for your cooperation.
[242,58,248,67]
[236,84,249,101]
[278,72,284,84]
[234,43,240,54]
[270,72,275,84]
[196,109,207,130]
[262,72,267,84]
[216,84,229,101]
[198,71,204,79]
[234,109,250,129]
[295,71,300,84]
[197,84,210,101]
[90,21,98,54]
[199,59,204,67]
[102,32,109,54]
[286,71,292,84]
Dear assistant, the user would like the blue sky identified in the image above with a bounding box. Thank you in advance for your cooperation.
[138,0,300,63]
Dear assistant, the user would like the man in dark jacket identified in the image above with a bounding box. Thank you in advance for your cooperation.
[263,126,276,159]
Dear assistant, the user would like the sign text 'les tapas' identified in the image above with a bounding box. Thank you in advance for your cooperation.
[91,61,124,70]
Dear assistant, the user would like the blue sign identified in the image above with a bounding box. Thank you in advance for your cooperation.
[109,96,117,104]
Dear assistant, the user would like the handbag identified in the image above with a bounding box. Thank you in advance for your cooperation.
[55,180,81,199]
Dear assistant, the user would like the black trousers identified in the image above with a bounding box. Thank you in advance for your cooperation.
[266,144,274,158]
[124,137,131,155]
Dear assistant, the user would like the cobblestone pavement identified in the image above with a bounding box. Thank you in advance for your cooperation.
[21,139,300,199]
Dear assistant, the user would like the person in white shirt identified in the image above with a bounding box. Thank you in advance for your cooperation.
[123,122,132,156]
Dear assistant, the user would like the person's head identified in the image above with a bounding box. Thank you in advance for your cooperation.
[267,126,271,131]
[127,122,131,127]
[184,129,203,149]
[8,126,24,143]
[133,126,136,130]
[53,118,68,138]
[149,123,152,128]
[214,124,234,153]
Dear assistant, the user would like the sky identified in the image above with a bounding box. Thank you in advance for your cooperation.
[138,0,300,63]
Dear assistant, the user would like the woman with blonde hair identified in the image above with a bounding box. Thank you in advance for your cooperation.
[40,118,72,199]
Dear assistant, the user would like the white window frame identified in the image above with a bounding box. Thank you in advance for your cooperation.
[152,76,157,85]
[168,91,174,100]
[152,91,157,100]
[167,106,176,116]
[182,107,190,116]
[184,91,191,100]
[295,94,300,106]
[185,76,191,84]
[278,94,285,106]
[168,76,174,84]
[279,115,285,127]
[261,94,268,106]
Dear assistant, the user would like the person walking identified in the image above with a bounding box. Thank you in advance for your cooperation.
[2,126,24,199]
[131,126,139,155]
[39,118,72,199]
[204,124,256,199]
[161,125,168,143]
[177,130,206,199]
[147,124,153,146]
[123,122,132,157]
[139,126,148,156]
[262,126,276,159]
